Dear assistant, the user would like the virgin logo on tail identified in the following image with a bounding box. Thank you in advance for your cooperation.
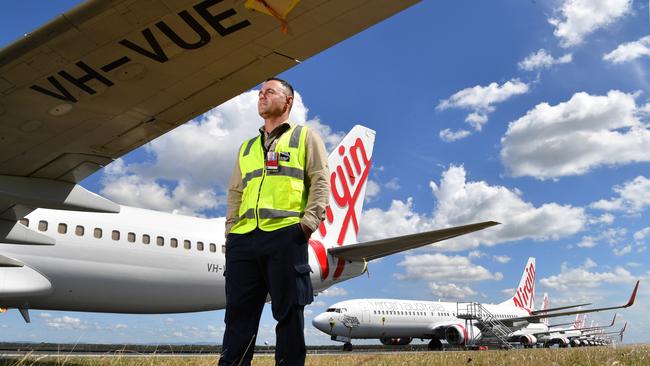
[513,261,535,312]
[309,128,372,281]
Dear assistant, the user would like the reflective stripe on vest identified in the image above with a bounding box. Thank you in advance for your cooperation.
[230,124,308,233]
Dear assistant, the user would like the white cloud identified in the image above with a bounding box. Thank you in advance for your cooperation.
[549,0,632,48]
[493,255,511,264]
[437,79,529,133]
[590,213,615,225]
[518,49,573,71]
[100,90,343,216]
[468,250,485,259]
[591,176,650,214]
[318,286,348,297]
[501,90,650,180]
[395,254,503,282]
[365,180,381,201]
[359,198,431,241]
[45,316,88,330]
[384,178,401,191]
[613,244,632,256]
[577,236,597,248]
[429,282,477,299]
[359,165,585,251]
[428,166,585,249]
[439,128,472,142]
[604,35,650,64]
[634,227,650,241]
[501,288,515,297]
[38,312,51,318]
[308,301,326,308]
[539,258,636,291]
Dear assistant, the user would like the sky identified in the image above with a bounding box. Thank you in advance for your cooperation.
[1,0,649,345]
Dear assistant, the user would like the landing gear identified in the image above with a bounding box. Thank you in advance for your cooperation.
[428,338,443,351]
[343,342,353,351]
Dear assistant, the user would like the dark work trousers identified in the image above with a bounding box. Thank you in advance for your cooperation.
[218,223,314,366]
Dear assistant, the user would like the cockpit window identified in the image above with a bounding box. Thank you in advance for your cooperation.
[326,308,346,313]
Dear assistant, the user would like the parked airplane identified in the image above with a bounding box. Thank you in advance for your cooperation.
[312,257,639,351]
[511,311,618,348]
[313,257,538,350]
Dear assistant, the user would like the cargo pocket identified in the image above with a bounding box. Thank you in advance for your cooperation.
[294,263,314,305]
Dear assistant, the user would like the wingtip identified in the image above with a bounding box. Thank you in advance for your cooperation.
[625,280,640,307]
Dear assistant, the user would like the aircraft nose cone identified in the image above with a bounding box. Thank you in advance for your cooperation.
[312,312,332,333]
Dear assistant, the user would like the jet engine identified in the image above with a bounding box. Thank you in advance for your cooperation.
[444,324,481,345]
[518,334,537,346]
[547,336,570,347]
[379,337,412,346]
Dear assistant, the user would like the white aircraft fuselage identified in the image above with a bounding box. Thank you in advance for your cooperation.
[313,298,530,341]
[0,205,364,314]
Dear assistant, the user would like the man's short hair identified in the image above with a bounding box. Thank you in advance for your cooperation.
[265,77,294,97]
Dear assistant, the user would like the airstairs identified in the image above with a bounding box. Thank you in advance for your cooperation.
[456,302,513,349]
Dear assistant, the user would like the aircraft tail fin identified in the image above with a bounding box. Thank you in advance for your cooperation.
[541,292,549,326]
[499,257,535,313]
[310,125,375,248]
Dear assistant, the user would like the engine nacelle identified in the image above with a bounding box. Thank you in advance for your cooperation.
[379,337,412,346]
[547,336,569,347]
[444,324,481,345]
[518,334,537,345]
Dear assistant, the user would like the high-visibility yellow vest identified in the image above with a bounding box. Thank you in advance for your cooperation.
[230,124,308,234]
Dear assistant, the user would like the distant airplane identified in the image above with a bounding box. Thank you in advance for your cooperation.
[312,257,639,351]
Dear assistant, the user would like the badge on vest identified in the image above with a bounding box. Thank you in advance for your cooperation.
[279,152,290,162]
[266,152,279,171]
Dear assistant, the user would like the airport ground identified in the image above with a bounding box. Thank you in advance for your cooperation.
[1,344,649,366]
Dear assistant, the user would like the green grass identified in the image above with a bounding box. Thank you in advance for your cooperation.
[1,345,649,366]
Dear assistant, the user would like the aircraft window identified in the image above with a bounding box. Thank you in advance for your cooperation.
[197,241,204,251]
[184,240,191,250]
[58,223,67,234]
[221,245,226,254]
[19,218,29,227]
[210,243,217,252]
[38,220,48,232]
[142,234,150,244]
[128,232,135,243]
[75,225,84,236]
[112,230,120,241]
[94,228,102,238]
[171,238,178,248]
[157,236,164,246]
[326,308,335,312]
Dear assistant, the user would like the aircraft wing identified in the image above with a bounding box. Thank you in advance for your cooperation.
[504,281,639,325]
[328,221,500,261]
[531,303,591,315]
[0,0,420,230]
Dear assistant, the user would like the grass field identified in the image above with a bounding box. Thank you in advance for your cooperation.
[1,345,649,366]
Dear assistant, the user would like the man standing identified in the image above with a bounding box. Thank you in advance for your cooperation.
[219,77,329,366]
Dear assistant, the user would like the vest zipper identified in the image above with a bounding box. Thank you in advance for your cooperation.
[255,136,270,229]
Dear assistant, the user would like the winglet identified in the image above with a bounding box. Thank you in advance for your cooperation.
[624,280,640,308]
[609,313,617,327]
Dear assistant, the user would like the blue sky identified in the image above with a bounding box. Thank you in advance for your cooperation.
[1,0,649,345]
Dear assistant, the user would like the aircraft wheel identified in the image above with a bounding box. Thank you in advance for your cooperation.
[343,342,353,352]
[428,338,443,351]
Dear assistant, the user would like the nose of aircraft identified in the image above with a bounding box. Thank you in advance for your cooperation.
[312,312,332,333]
